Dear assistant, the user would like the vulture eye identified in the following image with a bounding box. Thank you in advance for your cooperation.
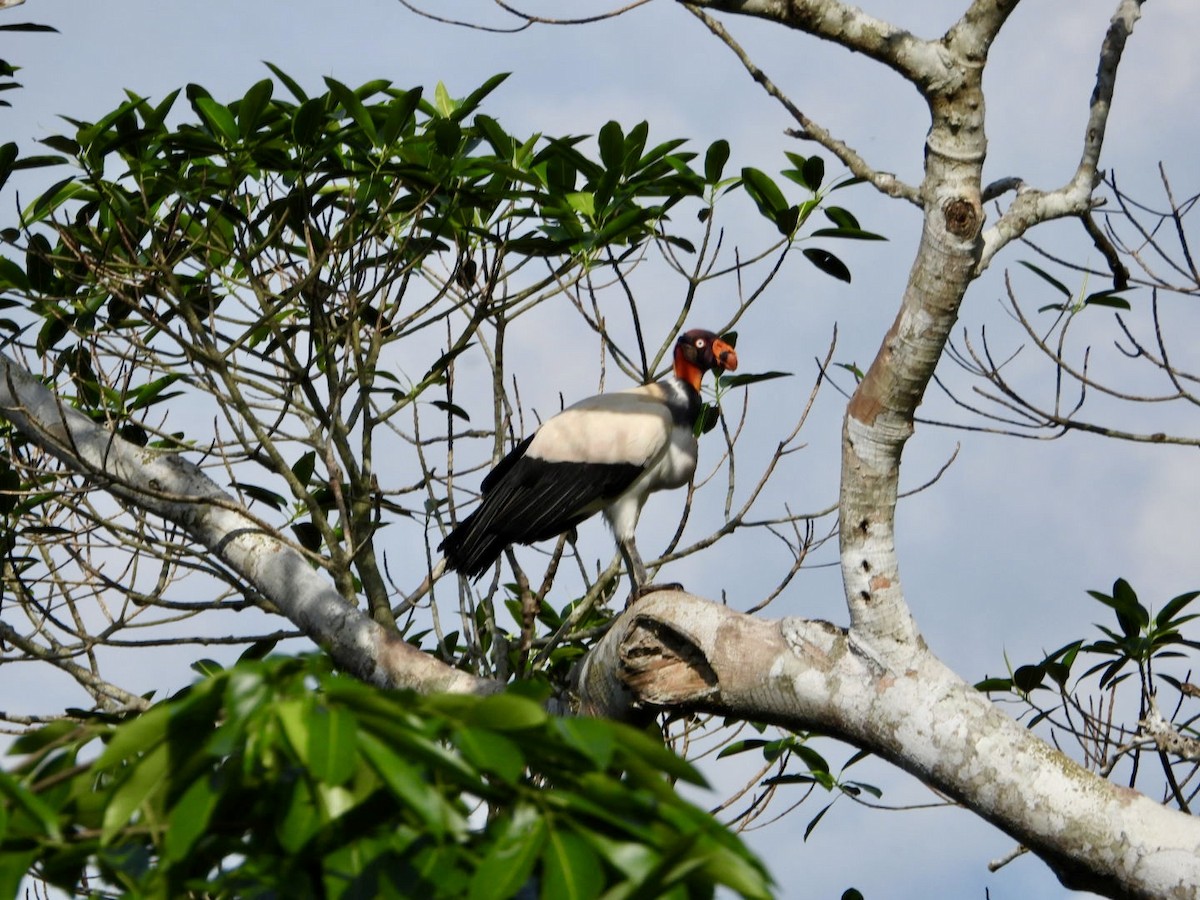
[695,338,706,349]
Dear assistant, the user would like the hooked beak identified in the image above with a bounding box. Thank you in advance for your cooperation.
[712,338,738,372]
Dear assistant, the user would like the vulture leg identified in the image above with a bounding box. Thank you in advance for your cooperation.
[618,536,682,608]
[618,536,648,595]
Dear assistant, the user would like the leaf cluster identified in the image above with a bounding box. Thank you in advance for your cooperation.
[0,653,771,899]
[977,578,1200,697]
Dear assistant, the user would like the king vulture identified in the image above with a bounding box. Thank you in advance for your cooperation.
[440,329,738,596]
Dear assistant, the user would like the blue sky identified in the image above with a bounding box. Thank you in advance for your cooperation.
[3,1,1200,897]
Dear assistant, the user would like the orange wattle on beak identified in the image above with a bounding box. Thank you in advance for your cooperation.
[712,339,738,372]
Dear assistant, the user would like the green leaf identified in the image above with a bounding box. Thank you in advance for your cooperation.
[1082,289,1131,310]
[1018,261,1071,298]
[1111,577,1150,634]
[8,719,81,756]
[424,342,475,381]
[553,717,616,770]
[773,205,800,234]
[275,698,310,765]
[822,206,859,229]
[0,255,29,291]
[694,402,720,436]
[543,827,604,900]
[699,842,773,900]
[190,658,223,677]
[1012,664,1045,693]
[843,780,882,800]
[0,141,18,193]
[566,191,595,218]
[450,72,509,122]
[811,226,887,241]
[291,450,317,487]
[475,113,514,158]
[0,849,39,900]
[291,521,322,553]
[433,117,463,154]
[463,692,548,731]
[803,247,851,282]
[236,78,274,137]
[24,175,82,222]
[432,400,471,422]
[1157,591,1200,629]
[164,774,220,861]
[292,96,328,145]
[717,739,769,760]
[803,801,834,841]
[101,741,169,844]
[704,139,730,184]
[0,23,60,33]
[433,81,456,117]
[358,731,466,838]
[276,778,321,853]
[453,728,524,785]
[0,770,63,842]
[469,806,545,900]
[325,77,378,145]
[38,135,81,157]
[232,481,288,511]
[615,727,706,786]
[263,61,309,102]
[125,375,184,412]
[24,233,53,292]
[741,167,788,215]
[792,743,830,776]
[239,639,278,663]
[801,155,825,192]
[598,121,624,171]
[194,97,239,143]
[308,706,358,786]
[835,362,864,381]
[94,703,172,769]
[718,370,791,390]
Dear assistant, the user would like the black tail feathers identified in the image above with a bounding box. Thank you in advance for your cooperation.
[439,512,506,580]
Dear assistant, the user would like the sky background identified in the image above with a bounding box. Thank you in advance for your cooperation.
[3,1,1200,898]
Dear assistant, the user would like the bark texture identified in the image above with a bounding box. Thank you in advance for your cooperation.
[576,591,1200,899]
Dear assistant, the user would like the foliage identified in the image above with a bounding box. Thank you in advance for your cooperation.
[0,20,57,111]
[0,652,771,899]
[0,65,876,892]
[0,67,864,682]
[978,578,1200,808]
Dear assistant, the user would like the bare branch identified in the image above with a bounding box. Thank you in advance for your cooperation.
[682,5,920,204]
[682,0,947,89]
[979,0,1145,270]
[0,353,495,696]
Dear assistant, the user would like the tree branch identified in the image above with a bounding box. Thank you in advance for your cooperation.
[683,5,920,204]
[577,591,1200,900]
[978,0,1145,270]
[0,353,495,696]
[681,0,947,89]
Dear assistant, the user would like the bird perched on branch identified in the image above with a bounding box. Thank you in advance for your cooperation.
[440,328,738,598]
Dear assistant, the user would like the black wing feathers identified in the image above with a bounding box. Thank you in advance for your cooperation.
[480,435,533,494]
[440,444,643,579]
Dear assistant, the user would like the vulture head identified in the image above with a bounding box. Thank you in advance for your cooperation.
[674,329,739,390]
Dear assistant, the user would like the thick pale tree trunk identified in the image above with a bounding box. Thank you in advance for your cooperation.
[578,2,1192,898]
[575,593,1200,898]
